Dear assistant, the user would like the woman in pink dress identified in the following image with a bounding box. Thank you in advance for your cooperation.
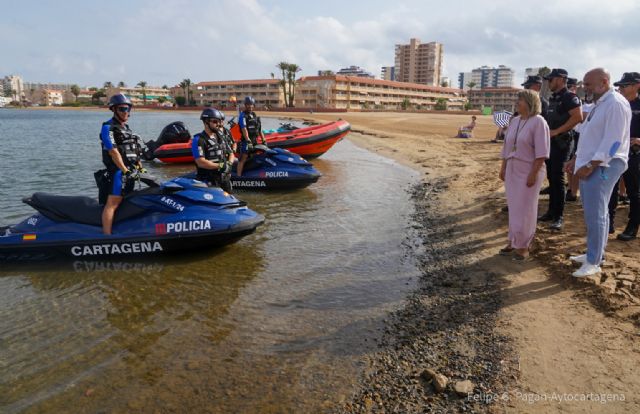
[499,90,551,260]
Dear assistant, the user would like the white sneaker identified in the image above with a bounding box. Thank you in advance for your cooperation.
[572,263,601,278]
[569,254,605,265]
[570,254,586,263]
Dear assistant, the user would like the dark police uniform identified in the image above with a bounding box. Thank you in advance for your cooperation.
[238,110,261,153]
[99,118,142,197]
[543,87,581,221]
[611,97,640,235]
[191,129,234,192]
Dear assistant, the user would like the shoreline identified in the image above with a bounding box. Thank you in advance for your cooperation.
[267,111,640,412]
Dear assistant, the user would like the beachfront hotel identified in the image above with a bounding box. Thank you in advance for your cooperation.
[467,87,520,112]
[294,75,466,110]
[394,38,444,86]
[193,79,286,108]
[106,86,172,106]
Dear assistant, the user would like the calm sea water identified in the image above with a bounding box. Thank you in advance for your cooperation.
[0,109,419,413]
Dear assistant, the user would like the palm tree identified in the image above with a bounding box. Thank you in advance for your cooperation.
[286,63,301,107]
[276,62,289,106]
[117,81,126,88]
[466,81,477,91]
[104,81,113,89]
[137,81,147,105]
[182,79,192,105]
[70,84,81,102]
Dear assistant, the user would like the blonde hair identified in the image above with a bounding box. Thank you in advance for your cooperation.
[517,89,542,116]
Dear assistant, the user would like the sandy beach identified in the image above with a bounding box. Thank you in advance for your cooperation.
[265,111,640,413]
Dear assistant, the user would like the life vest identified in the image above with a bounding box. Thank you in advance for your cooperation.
[100,119,142,171]
[194,130,233,180]
[242,111,261,144]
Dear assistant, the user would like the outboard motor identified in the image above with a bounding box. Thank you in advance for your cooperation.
[144,121,191,160]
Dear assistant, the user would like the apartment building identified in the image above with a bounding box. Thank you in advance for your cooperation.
[380,66,395,81]
[193,79,285,108]
[106,86,171,105]
[394,38,443,86]
[336,65,374,78]
[294,75,465,110]
[461,66,515,89]
[467,87,520,112]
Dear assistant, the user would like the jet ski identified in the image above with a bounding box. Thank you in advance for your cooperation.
[183,145,321,191]
[0,176,264,261]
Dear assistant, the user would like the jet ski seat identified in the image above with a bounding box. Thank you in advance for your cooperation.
[23,193,146,226]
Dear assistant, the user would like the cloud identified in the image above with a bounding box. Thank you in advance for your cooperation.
[2,0,639,87]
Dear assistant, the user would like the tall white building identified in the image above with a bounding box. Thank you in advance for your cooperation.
[2,75,24,101]
[458,72,472,90]
[381,66,395,81]
[459,66,514,89]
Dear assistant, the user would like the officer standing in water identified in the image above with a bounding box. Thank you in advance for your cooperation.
[100,93,144,235]
[192,108,235,193]
[538,68,583,230]
[236,96,266,177]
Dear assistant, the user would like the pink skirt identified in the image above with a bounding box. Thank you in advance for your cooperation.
[505,158,546,249]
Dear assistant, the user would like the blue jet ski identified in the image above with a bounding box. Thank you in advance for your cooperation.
[0,177,264,261]
[230,145,321,190]
[183,145,321,191]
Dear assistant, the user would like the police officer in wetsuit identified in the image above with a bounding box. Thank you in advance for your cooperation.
[613,72,640,241]
[538,69,583,230]
[236,96,266,177]
[522,75,548,117]
[100,93,144,235]
[192,108,235,193]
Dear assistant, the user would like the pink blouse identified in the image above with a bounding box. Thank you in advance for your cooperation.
[501,115,550,162]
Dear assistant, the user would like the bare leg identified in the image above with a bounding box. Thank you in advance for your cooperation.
[237,153,248,177]
[102,195,122,235]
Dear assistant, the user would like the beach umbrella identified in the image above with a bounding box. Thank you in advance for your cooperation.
[493,110,513,128]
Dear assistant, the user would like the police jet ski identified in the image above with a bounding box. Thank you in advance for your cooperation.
[181,144,321,191]
[230,145,321,190]
[0,177,264,261]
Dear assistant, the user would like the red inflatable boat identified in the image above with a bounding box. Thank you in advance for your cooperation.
[230,119,351,159]
[144,120,350,164]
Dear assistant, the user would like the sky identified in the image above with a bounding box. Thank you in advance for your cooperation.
[2,0,639,88]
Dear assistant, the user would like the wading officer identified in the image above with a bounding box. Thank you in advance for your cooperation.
[538,68,583,230]
[100,94,143,235]
[192,108,235,193]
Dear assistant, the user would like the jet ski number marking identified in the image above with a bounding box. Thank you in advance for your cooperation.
[71,242,163,256]
[161,196,185,212]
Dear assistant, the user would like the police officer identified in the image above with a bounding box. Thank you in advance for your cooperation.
[566,77,581,202]
[236,96,266,177]
[538,68,583,230]
[192,108,235,193]
[613,72,640,241]
[216,110,237,154]
[522,75,548,117]
[100,93,144,235]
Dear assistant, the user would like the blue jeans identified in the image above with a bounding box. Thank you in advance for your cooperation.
[579,158,627,265]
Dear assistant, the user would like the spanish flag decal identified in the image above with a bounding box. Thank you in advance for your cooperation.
[22,234,37,241]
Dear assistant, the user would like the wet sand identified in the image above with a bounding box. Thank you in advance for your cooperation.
[267,111,640,413]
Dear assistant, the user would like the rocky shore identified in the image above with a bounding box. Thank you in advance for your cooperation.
[340,179,516,413]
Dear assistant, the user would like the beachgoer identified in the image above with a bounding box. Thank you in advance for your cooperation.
[538,68,583,231]
[565,68,631,277]
[100,93,144,235]
[499,90,550,261]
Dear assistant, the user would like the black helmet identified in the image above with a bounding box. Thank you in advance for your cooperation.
[244,96,256,105]
[200,108,224,121]
[108,93,132,109]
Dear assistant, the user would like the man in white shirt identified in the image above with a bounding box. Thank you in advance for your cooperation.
[564,68,632,277]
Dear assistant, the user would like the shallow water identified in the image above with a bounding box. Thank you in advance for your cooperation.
[0,109,419,413]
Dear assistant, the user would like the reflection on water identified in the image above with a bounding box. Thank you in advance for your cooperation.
[0,109,419,413]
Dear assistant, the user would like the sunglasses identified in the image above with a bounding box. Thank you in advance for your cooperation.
[117,106,131,113]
